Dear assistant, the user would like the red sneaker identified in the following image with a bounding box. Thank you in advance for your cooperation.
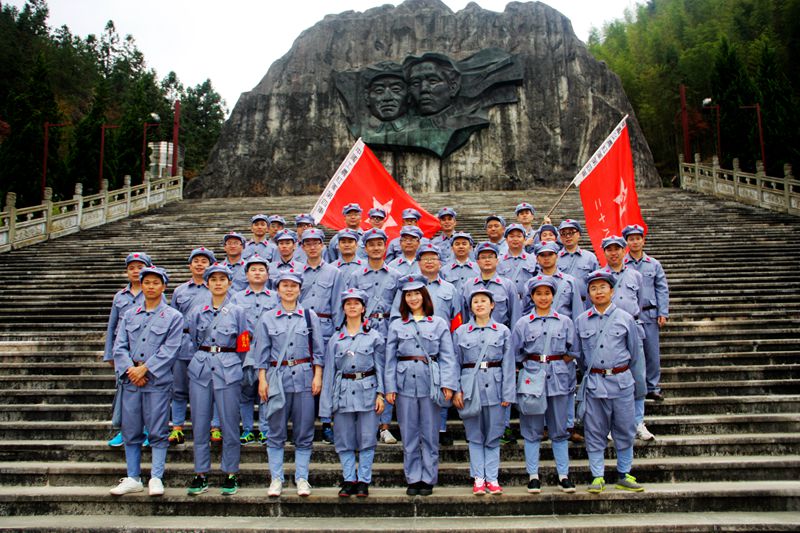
[472,479,486,496]
[486,481,503,495]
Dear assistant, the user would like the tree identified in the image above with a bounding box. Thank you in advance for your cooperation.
[181,79,226,177]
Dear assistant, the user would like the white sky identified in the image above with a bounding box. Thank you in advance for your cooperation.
[6,0,638,113]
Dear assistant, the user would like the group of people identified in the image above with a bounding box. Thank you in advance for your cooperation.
[104,201,669,499]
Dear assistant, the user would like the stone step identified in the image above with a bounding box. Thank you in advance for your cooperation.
[0,481,797,518]
[660,338,800,354]
[3,455,799,488]
[661,351,800,367]
[0,410,800,441]
[3,512,800,533]
[1,430,796,463]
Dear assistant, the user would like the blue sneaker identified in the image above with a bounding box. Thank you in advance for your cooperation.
[107,431,124,447]
[322,425,334,444]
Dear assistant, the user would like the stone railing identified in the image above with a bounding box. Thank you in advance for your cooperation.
[0,174,183,253]
[679,154,799,216]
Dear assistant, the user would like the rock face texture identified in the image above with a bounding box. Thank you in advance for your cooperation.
[187,0,659,198]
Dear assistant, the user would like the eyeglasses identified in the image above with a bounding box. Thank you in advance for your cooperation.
[559,230,578,237]
[419,257,439,262]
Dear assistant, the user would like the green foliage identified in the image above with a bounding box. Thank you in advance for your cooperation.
[589,0,799,179]
[0,0,226,206]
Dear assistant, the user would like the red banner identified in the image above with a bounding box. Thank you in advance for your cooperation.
[573,117,647,266]
[311,139,440,241]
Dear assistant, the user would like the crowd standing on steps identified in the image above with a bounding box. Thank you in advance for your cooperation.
[104,201,669,498]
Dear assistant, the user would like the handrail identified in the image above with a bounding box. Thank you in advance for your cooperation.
[0,173,184,253]
[678,154,798,216]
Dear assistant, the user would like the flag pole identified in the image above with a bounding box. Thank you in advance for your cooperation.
[544,115,629,219]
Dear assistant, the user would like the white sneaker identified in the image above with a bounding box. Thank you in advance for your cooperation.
[380,428,398,444]
[268,479,283,497]
[148,477,164,496]
[296,478,312,497]
[109,477,144,495]
[636,422,655,441]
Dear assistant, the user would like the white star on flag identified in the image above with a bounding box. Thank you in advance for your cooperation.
[613,176,628,217]
[373,197,398,229]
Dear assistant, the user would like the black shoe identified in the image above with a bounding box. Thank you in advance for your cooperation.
[646,391,664,401]
[527,478,541,494]
[355,481,369,497]
[338,481,355,498]
[439,431,453,446]
[558,477,576,493]
[417,482,433,496]
[406,483,420,496]
[220,474,239,496]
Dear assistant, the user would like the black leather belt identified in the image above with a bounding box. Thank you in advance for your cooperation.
[198,346,236,353]
[270,357,312,367]
[342,369,376,380]
[462,361,502,369]
[398,355,437,364]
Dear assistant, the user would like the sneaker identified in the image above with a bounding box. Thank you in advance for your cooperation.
[338,481,355,498]
[107,432,124,447]
[558,477,576,493]
[148,477,165,496]
[473,478,486,496]
[417,482,433,496]
[187,475,208,496]
[268,479,283,497]
[258,431,267,445]
[210,428,222,442]
[568,428,585,443]
[486,481,503,495]
[296,478,312,497]
[240,431,255,445]
[322,425,334,445]
[527,478,541,494]
[109,477,143,495]
[142,429,149,447]
[500,427,516,445]
[221,474,239,495]
[406,482,420,496]
[439,431,453,446]
[607,432,613,441]
[355,481,369,498]
[168,428,185,445]
[588,476,606,494]
[636,422,655,441]
[646,391,664,401]
[379,428,398,444]
[615,473,644,492]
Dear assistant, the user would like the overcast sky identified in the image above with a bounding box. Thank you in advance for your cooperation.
[7,0,638,113]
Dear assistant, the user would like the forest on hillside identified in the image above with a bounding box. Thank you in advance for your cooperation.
[588,0,800,182]
[0,0,226,206]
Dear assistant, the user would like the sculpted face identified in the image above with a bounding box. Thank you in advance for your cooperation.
[367,75,408,121]
[408,61,456,115]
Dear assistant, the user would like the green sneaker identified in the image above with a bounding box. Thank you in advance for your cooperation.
[221,474,239,496]
[187,475,208,496]
[210,428,222,442]
[615,473,644,492]
[240,431,255,445]
[587,477,606,494]
[499,427,516,445]
[168,428,185,445]
[258,431,267,445]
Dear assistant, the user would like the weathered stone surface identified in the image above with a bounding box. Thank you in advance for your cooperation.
[187,0,659,198]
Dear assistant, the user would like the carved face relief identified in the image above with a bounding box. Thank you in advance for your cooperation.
[367,75,409,121]
[408,61,457,116]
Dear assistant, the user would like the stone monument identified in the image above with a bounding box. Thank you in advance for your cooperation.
[187,0,659,198]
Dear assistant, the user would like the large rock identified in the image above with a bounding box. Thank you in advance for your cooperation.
[187,0,659,198]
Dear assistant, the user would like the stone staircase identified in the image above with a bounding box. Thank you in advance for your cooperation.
[0,188,798,531]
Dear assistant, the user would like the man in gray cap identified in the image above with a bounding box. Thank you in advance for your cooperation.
[557,219,599,309]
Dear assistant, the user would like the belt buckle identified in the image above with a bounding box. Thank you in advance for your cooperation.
[286,359,297,367]
[210,346,221,354]
[603,368,614,376]
[538,354,547,363]
[354,371,364,380]
[479,361,489,370]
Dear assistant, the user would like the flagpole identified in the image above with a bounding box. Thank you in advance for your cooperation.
[544,114,629,219]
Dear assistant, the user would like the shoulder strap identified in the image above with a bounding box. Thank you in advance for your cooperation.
[304,309,313,356]
[275,315,302,368]
[541,316,558,356]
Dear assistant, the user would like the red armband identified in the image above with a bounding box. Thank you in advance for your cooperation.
[237,331,251,352]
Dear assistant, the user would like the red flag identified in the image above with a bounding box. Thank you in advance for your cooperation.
[449,312,463,333]
[572,116,647,266]
[310,139,440,241]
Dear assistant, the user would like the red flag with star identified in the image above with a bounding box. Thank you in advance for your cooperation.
[310,138,440,241]
[571,116,647,266]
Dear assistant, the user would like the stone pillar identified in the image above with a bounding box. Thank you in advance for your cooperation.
[123,175,132,216]
[783,163,794,213]
[144,172,152,209]
[678,154,686,189]
[693,153,702,191]
[101,179,109,222]
[73,183,83,228]
[4,192,16,249]
[43,187,53,237]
